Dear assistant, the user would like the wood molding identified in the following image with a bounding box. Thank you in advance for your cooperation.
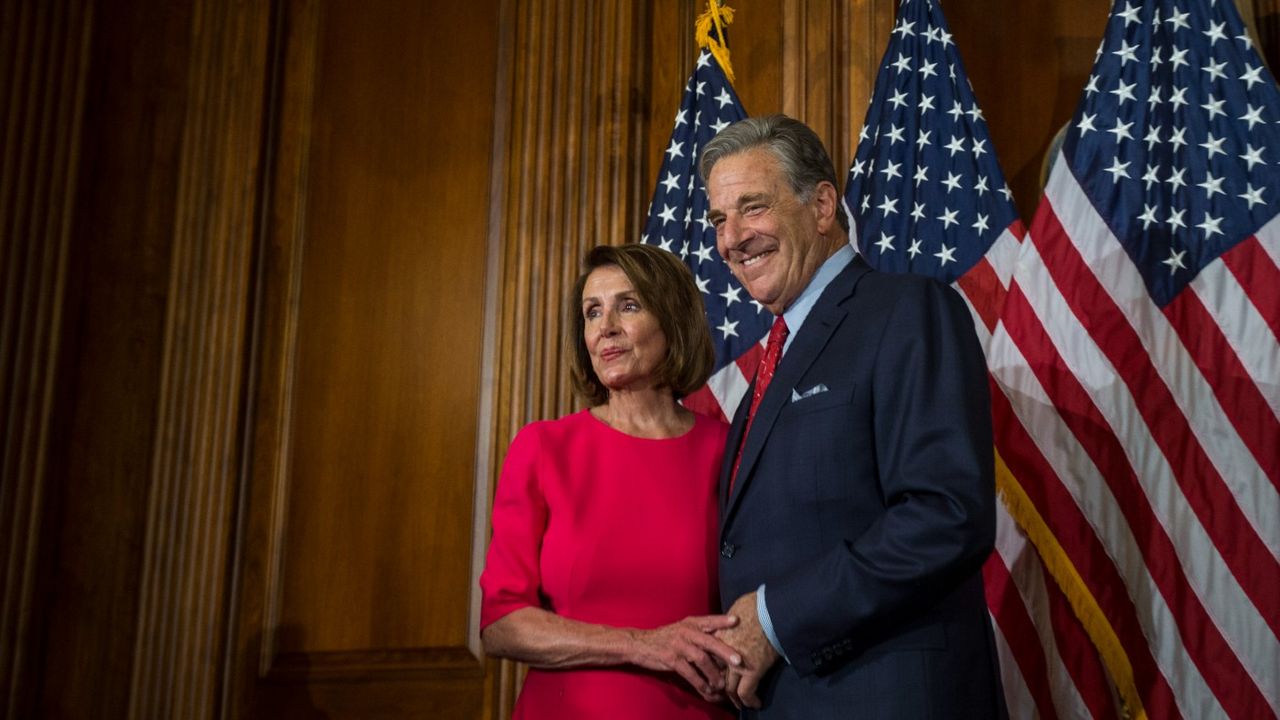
[223,1,321,716]
[485,1,646,715]
[0,2,94,717]
[125,1,271,717]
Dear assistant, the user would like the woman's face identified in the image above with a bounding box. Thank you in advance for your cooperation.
[581,265,669,394]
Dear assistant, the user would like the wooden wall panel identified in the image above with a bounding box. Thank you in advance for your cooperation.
[0,2,93,717]
[948,0,1111,221]
[229,0,500,716]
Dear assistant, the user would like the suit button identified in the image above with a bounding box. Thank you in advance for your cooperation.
[720,542,737,558]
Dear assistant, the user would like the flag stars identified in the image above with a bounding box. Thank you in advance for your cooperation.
[972,138,988,157]
[1117,1,1141,25]
[946,135,967,156]
[1144,126,1162,150]
[1237,31,1255,51]
[893,18,915,37]
[1203,59,1228,83]
[881,160,903,181]
[1168,126,1188,149]
[1085,74,1100,95]
[1204,20,1227,45]
[934,244,958,266]
[658,204,680,224]
[720,282,741,306]
[918,129,932,148]
[1163,248,1187,274]
[1196,213,1224,239]
[1241,144,1266,170]
[1197,172,1225,198]
[938,207,959,228]
[1138,203,1159,229]
[920,60,938,79]
[1166,9,1190,31]
[975,175,989,195]
[1077,112,1098,135]
[1241,65,1264,89]
[716,317,739,339]
[851,158,867,178]
[911,201,927,221]
[711,117,731,134]
[1167,167,1188,191]
[1147,86,1163,110]
[1201,95,1226,120]
[693,243,715,264]
[666,139,684,160]
[966,105,985,122]
[1105,157,1130,183]
[875,232,896,253]
[695,274,710,294]
[1241,104,1265,130]
[1200,133,1227,159]
[1240,183,1265,209]
[886,123,905,144]
[889,88,909,109]
[715,88,734,109]
[1169,47,1189,70]
[1109,118,1134,142]
[1167,207,1187,230]
[942,171,964,192]
[948,101,965,121]
[1142,164,1161,189]
[674,109,688,127]
[1169,86,1189,108]
[907,238,923,258]
[1113,39,1139,65]
[920,94,936,113]
[913,164,928,189]
[1110,79,1137,105]
[973,213,990,234]
[878,196,899,216]
[660,172,682,194]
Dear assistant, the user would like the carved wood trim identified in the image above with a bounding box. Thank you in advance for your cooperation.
[124,1,271,717]
[482,1,646,716]
[222,0,320,716]
[0,2,94,717]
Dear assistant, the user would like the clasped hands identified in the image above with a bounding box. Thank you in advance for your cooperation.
[634,591,779,709]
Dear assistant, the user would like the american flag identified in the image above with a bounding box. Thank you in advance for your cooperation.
[988,0,1280,717]
[641,46,763,421]
[844,0,1121,717]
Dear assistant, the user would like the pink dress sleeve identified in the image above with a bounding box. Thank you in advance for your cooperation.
[479,424,547,630]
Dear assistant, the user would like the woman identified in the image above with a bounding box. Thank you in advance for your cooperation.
[480,244,739,719]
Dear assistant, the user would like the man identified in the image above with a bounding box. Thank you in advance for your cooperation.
[702,114,1005,718]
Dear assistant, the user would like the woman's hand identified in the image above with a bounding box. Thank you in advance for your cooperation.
[629,615,743,702]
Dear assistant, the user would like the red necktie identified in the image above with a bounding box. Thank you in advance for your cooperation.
[730,316,789,491]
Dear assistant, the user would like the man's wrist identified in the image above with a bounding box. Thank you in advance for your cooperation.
[755,584,789,663]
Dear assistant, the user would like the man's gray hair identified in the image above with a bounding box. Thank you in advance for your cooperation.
[699,114,850,232]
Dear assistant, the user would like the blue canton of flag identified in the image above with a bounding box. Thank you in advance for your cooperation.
[844,0,1021,286]
[1066,0,1280,306]
[642,49,763,420]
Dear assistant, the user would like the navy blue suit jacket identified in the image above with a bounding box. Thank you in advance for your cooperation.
[719,255,1006,719]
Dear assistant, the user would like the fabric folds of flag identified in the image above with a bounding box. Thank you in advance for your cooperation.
[639,4,762,422]
[842,1,1117,717]
[990,0,1280,718]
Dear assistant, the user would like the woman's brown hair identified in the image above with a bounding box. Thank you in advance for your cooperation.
[568,244,715,406]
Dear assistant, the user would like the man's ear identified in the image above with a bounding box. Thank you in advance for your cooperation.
[811,181,839,234]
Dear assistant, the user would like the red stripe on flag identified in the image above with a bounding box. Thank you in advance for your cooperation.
[1032,203,1280,637]
[1164,289,1280,489]
[1002,285,1272,719]
[1221,236,1280,339]
[991,378,1181,719]
[681,385,727,422]
[984,556,1060,720]
[734,343,763,380]
[956,256,1005,334]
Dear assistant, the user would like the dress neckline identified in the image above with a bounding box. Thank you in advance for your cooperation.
[582,407,700,441]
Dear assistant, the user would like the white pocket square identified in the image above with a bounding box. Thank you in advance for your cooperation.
[790,383,829,402]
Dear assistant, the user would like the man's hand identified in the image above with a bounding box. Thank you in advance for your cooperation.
[715,591,780,709]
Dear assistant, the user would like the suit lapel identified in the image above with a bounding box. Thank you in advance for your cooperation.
[720,256,872,534]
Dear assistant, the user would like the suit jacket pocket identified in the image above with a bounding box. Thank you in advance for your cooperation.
[782,383,855,416]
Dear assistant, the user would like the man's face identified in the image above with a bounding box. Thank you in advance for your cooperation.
[706,147,839,315]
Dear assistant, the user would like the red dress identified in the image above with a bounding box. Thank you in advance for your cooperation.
[480,409,733,720]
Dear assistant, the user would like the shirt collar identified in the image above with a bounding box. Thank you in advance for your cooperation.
[780,243,855,354]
